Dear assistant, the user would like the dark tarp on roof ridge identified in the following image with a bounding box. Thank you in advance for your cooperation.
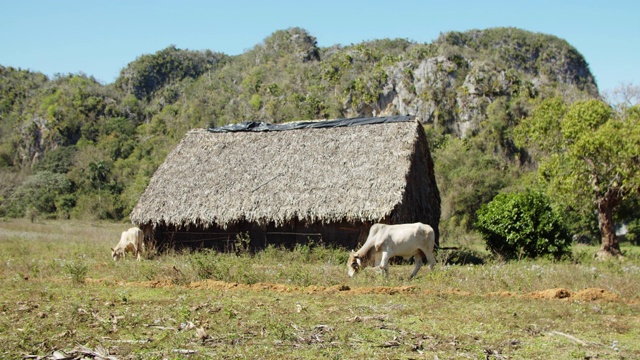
[208,115,414,133]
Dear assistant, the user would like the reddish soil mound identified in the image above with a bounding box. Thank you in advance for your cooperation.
[573,288,619,302]
[98,278,625,303]
[187,280,413,295]
[529,288,572,300]
[188,280,241,290]
[303,284,351,294]
[485,291,518,298]
[349,285,417,295]
[250,282,300,293]
[485,288,620,302]
[188,280,300,293]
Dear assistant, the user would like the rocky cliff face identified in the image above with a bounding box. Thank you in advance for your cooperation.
[371,28,598,137]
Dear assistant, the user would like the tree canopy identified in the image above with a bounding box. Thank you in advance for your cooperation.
[516,99,640,256]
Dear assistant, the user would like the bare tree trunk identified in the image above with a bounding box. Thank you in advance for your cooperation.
[596,194,622,257]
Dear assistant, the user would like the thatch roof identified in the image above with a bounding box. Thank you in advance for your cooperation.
[130,117,438,229]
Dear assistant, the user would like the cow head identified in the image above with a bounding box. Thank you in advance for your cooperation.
[111,247,123,261]
[347,251,363,277]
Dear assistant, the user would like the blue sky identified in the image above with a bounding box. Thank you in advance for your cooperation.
[1,0,638,94]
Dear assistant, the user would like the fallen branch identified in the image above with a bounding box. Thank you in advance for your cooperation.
[101,337,152,344]
[23,344,118,360]
[549,331,588,346]
[142,324,178,331]
[172,349,197,355]
[376,340,401,348]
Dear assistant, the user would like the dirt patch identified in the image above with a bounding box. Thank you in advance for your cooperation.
[304,284,351,294]
[188,280,301,293]
[349,285,417,295]
[94,278,625,303]
[187,280,412,295]
[252,282,299,292]
[573,288,619,302]
[529,288,572,300]
[485,291,518,298]
[189,280,241,290]
[485,287,621,302]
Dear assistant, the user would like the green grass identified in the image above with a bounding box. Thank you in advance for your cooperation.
[1,219,639,359]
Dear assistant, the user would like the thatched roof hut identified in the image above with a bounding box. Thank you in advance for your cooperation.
[130,116,440,250]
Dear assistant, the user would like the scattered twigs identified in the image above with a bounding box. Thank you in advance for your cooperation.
[142,324,179,331]
[23,344,118,360]
[549,331,588,346]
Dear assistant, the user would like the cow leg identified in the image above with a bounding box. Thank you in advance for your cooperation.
[425,250,436,270]
[379,251,390,277]
[410,255,423,279]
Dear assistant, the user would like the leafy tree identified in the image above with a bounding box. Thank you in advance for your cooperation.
[88,160,110,200]
[626,219,640,245]
[115,46,229,100]
[252,27,320,64]
[2,171,72,217]
[34,146,76,173]
[516,99,640,257]
[436,137,511,233]
[475,190,571,260]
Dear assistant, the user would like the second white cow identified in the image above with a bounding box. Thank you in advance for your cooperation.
[112,227,145,261]
[347,223,436,278]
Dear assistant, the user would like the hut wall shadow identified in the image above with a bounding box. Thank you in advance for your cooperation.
[147,219,375,254]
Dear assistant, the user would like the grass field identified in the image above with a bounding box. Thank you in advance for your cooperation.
[1,219,639,359]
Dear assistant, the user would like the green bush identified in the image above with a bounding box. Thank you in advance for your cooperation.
[189,249,231,280]
[3,171,72,218]
[475,190,571,260]
[626,219,640,245]
[64,258,88,284]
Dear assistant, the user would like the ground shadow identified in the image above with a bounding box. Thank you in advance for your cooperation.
[438,247,486,265]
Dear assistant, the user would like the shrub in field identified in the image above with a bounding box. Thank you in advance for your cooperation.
[189,249,231,280]
[475,190,571,260]
[64,258,88,284]
[291,239,350,264]
[626,219,640,245]
[3,171,72,218]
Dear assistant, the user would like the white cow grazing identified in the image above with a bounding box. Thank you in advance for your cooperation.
[347,223,436,278]
[112,227,145,261]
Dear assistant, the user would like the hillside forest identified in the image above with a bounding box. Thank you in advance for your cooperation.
[1,27,639,257]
